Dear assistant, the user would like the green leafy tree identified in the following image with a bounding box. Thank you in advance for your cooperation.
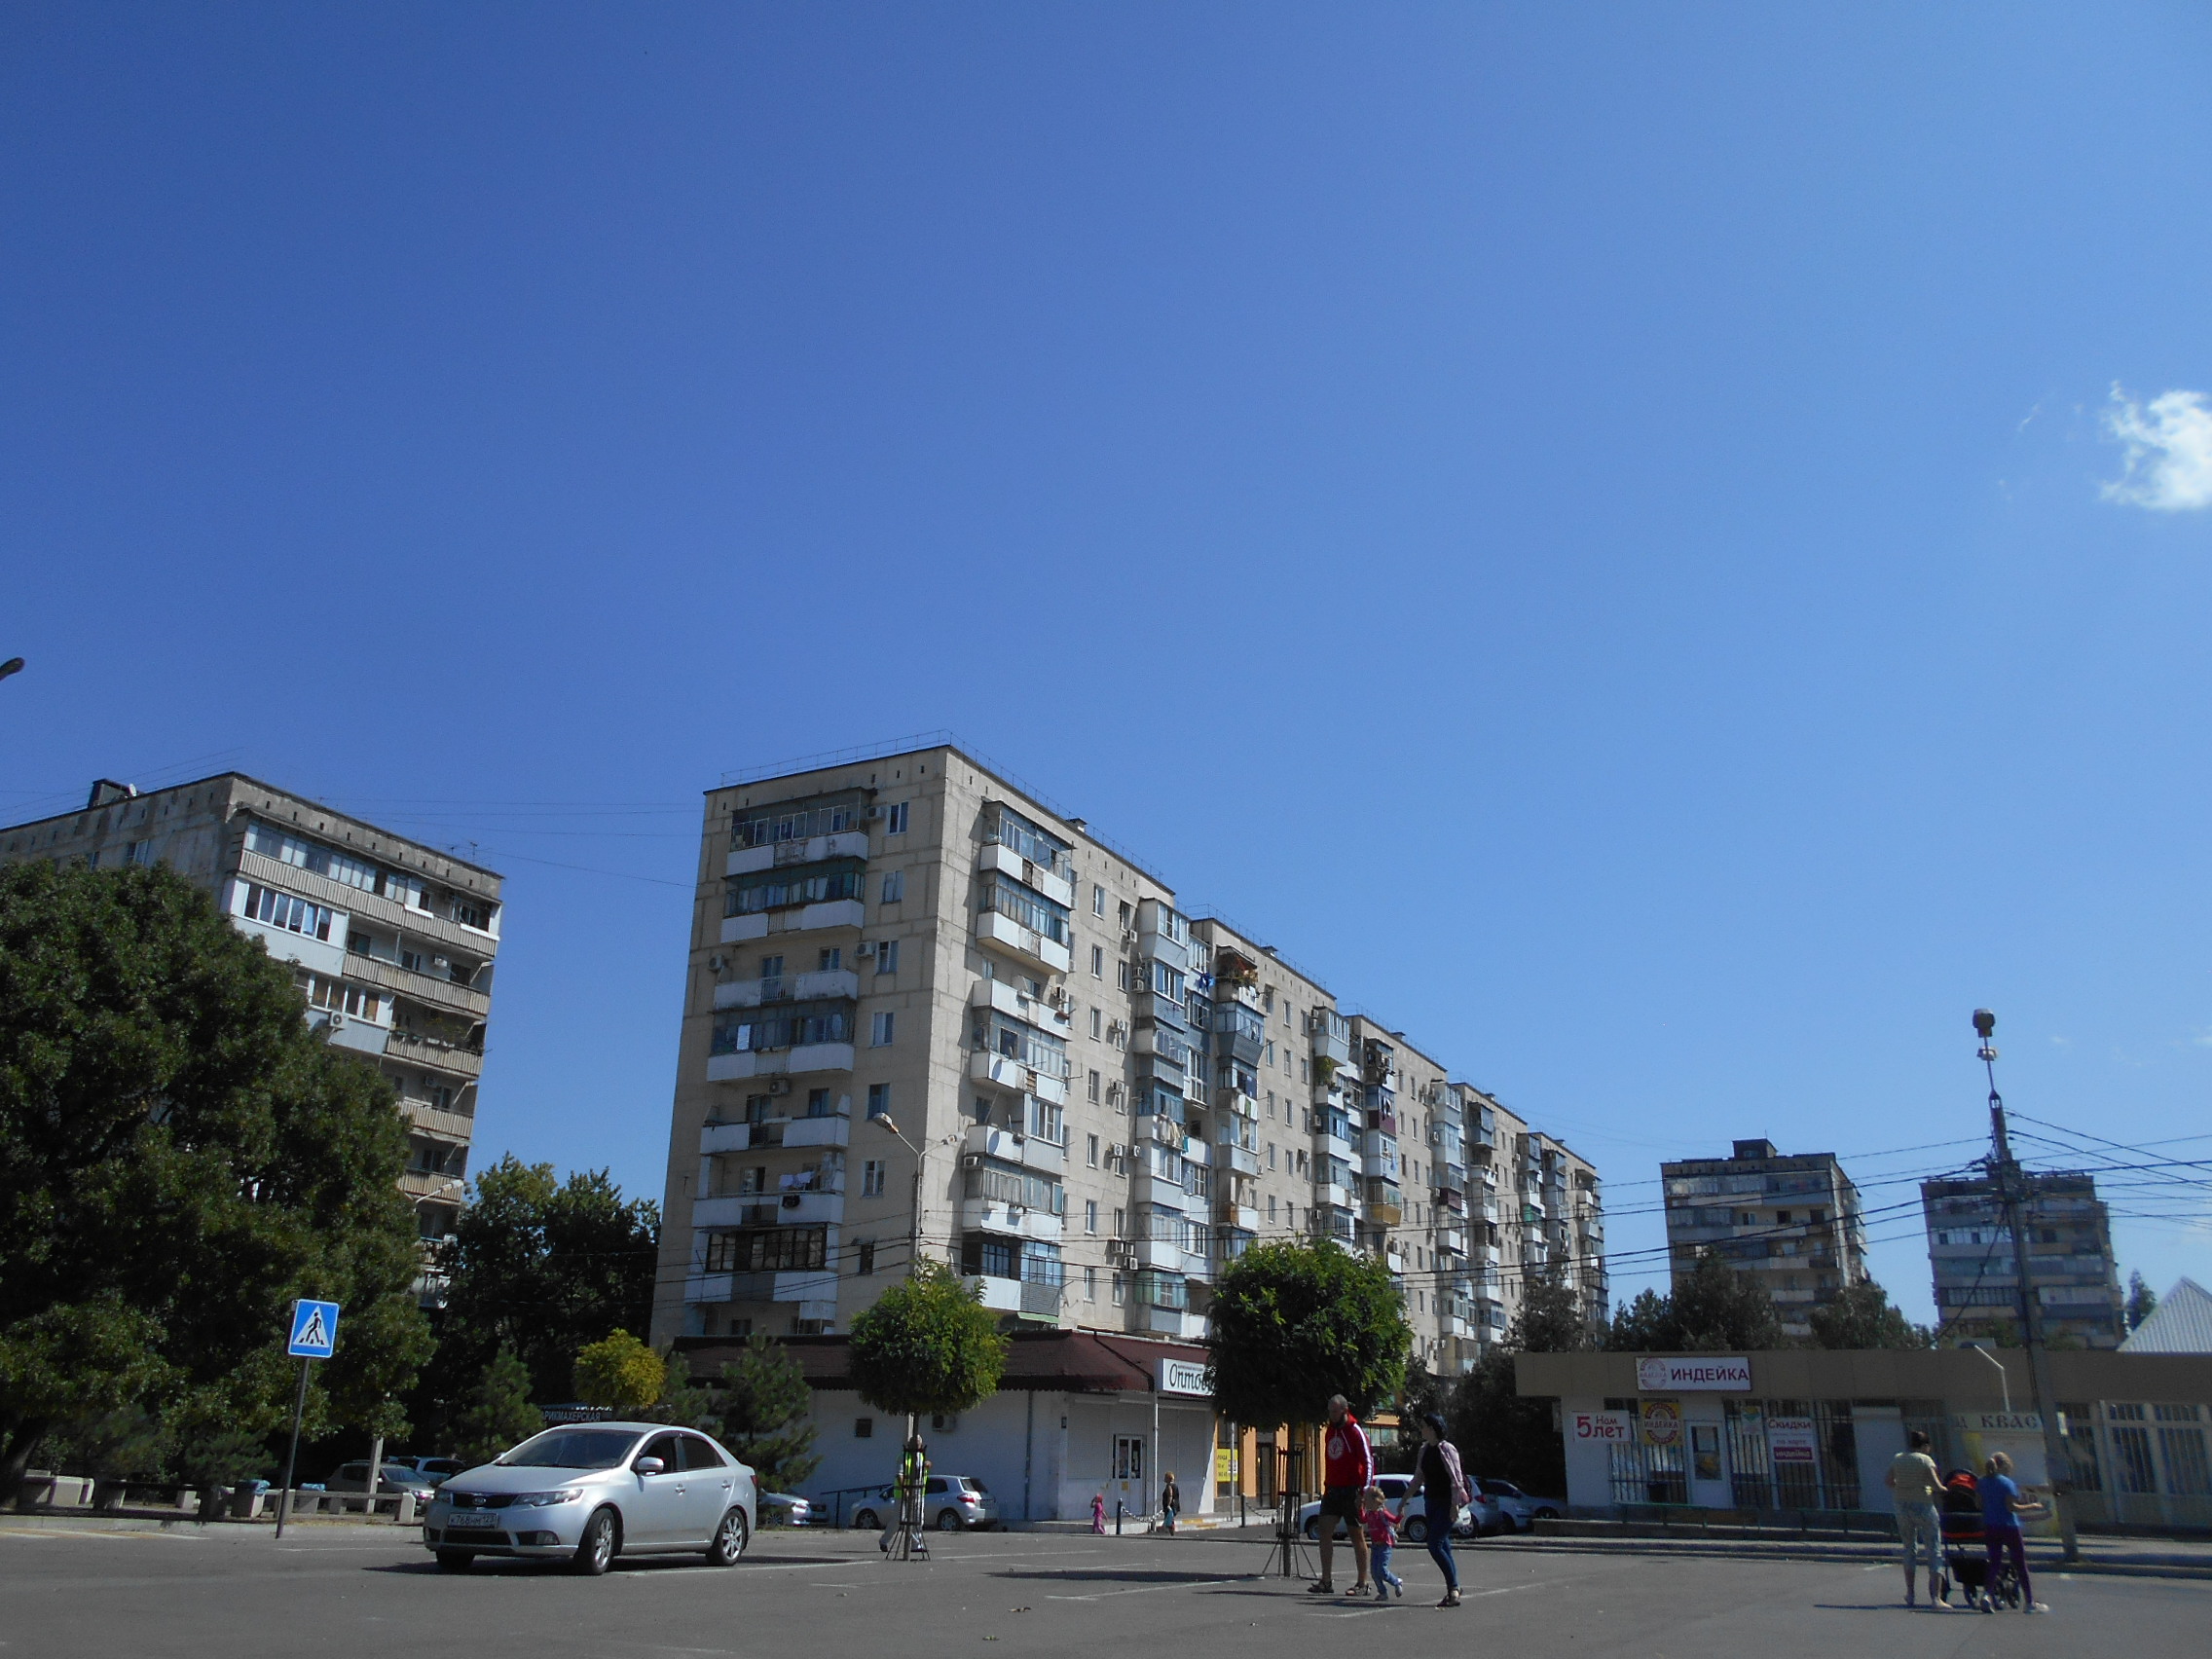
[451,1349,542,1467]
[848,1261,1009,1426]
[422,1157,659,1427]
[1206,1240,1408,1435]
[574,1330,665,1416]
[717,1334,821,1493]
[1806,1281,1935,1350]
[653,1348,714,1429]
[0,864,427,1506]
[2126,1272,2158,1333]
[1606,1251,1785,1352]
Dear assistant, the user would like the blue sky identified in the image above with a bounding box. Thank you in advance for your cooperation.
[5,4,2209,1322]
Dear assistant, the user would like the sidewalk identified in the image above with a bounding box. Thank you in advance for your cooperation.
[1518,1520,2212,1580]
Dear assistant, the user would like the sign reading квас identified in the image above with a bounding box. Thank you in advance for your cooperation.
[1635,1355,1751,1392]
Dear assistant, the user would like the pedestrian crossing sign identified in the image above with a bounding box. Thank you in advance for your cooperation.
[286,1299,341,1359]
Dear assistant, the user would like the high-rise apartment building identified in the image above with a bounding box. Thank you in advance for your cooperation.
[1,776,502,1256]
[1922,1170,2123,1348]
[651,742,1603,1370]
[1660,1138,1868,1336]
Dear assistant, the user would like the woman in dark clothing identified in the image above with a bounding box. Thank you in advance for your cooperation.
[1414,1413,1466,1607]
[1160,1473,1180,1533]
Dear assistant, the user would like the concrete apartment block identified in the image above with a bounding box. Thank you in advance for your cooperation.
[1922,1169,2124,1348]
[1660,1138,1869,1337]
[651,742,1604,1379]
[1,775,502,1264]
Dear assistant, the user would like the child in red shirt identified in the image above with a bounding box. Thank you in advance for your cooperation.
[1359,1487,1404,1599]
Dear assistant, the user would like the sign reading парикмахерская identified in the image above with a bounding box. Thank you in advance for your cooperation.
[1636,1356,1751,1392]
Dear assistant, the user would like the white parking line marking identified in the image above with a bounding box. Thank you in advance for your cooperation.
[1046,1575,1248,1601]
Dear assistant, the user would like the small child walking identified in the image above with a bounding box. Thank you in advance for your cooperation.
[1359,1486,1404,1600]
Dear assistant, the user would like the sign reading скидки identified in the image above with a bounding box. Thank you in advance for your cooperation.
[1635,1355,1751,1392]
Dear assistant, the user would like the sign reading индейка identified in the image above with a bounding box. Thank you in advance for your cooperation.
[1635,1355,1751,1392]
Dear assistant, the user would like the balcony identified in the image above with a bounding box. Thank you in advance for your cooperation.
[977,841,1075,909]
[706,1042,855,1083]
[1220,1144,1259,1179]
[1218,1201,1261,1233]
[726,830,869,878]
[964,1123,1067,1173]
[700,1113,852,1153]
[1133,1170,1191,1210]
[966,1274,1024,1313]
[970,976,1074,1031]
[384,1026,485,1078]
[959,1198,1064,1240]
[1313,1180,1356,1211]
[969,1050,1070,1106]
[720,899,866,943]
[1313,1129,1355,1164]
[1360,1145,1398,1180]
[714,968,861,1010]
[974,909,1074,975]
[1131,1237,1185,1272]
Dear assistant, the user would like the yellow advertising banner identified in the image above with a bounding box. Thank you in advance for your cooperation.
[1214,1448,1237,1484]
[1640,1398,1683,1448]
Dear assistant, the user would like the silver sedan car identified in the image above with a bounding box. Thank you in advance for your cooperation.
[423,1422,756,1575]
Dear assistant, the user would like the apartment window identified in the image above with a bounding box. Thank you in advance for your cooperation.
[1088,1069,1101,1102]
[1117,960,1131,990]
[867,1084,891,1119]
[863,1159,886,1197]
[724,1318,753,1339]
[807,1088,831,1118]
[736,1165,766,1195]
[1112,1272,1126,1306]
[870,1012,895,1046]
[883,802,908,834]
[880,870,905,904]
[1114,1207,1125,1237]
[1090,945,1104,978]
[1264,1042,1274,1066]
[819,947,842,972]
[1268,1195,1278,1221]
[759,953,785,979]
[1119,902,1133,929]
[241,885,332,941]
[1085,1267,1097,1302]
[857,1239,876,1275]
[1087,1135,1100,1167]
[1092,884,1106,916]
[1089,1009,1103,1040]
[855,1418,874,1439]
[1268,1143,1277,1170]
[873,940,900,974]
[1086,1199,1099,1233]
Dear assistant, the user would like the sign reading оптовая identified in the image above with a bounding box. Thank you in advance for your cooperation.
[1635,1355,1751,1392]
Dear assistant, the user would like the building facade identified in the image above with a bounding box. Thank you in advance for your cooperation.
[1922,1170,2124,1348]
[650,743,1605,1449]
[0,776,502,1252]
[1659,1139,1868,1337]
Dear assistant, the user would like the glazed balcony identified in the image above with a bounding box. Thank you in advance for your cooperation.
[726,830,869,877]
[715,968,861,1010]
[969,1049,1070,1107]
[963,1122,1067,1173]
[977,840,1075,910]
[975,908,1074,975]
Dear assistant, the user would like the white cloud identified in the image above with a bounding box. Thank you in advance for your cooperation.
[2101,385,2212,511]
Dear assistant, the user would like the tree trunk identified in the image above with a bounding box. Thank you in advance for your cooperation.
[0,1420,53,1512]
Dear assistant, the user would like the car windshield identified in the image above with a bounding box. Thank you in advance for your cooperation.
[497,1429,642,1470]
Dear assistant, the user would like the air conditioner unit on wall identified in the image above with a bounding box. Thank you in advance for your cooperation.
[766,1077,792,1095]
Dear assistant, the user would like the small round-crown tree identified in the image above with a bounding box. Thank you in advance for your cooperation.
[847,1262,1008,1442]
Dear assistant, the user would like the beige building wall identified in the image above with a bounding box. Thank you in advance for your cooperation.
[0,775,503,1255]
[650,743,1606,1373]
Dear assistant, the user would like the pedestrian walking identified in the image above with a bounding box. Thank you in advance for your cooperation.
[1413,1412,1467,1607]
[1979,1453,2049,1613]
[1091,1491,1107,1534]
[1309,1393,1374,1597]
[1884,1428,1947,1610]
[1360,1487,1403,1599]
[1160,1472,1180,1534]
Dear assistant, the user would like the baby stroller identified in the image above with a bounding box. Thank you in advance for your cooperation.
[1936,1469,2022,1611]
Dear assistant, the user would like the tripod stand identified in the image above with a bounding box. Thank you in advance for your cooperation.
[1260,1448,1312,1580]
[883,1489,931,1562]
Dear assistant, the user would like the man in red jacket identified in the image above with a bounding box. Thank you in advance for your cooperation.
[1312,1393,1373,1596]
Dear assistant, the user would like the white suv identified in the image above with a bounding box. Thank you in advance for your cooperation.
[850,1475,1001,1531]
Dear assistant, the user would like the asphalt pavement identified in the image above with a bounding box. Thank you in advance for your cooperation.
[2,1518,2206,1659]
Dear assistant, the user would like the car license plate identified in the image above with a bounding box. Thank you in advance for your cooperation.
[446,1512,497,1529]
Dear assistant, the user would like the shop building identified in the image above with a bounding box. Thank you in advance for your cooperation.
[1518,1347,2212,1533]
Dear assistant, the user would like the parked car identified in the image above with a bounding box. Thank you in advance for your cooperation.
[758,1492,813,1527]
[326,1460,438,1500]
[1473,1477,1562,1531]
[401,1456,466,1487]
[848,1475,1000,1531]
[421,1422,756,1575]
[1296,1474,1503,1541]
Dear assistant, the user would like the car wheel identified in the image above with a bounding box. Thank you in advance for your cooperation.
[1533,1507,1559,1522]
[936,1508,962,1532]
[434,1550,474,1572]
[706,1506,749,1567]
[1303,1518,1321,1541]
[1403,1516,1428,1543]
[570,1507,619,1576]
[852,1508,880,1531]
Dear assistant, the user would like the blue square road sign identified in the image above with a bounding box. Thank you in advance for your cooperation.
[287,1299,341,1359]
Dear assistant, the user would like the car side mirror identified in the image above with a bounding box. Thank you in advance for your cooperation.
[634,1456,666,1476]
